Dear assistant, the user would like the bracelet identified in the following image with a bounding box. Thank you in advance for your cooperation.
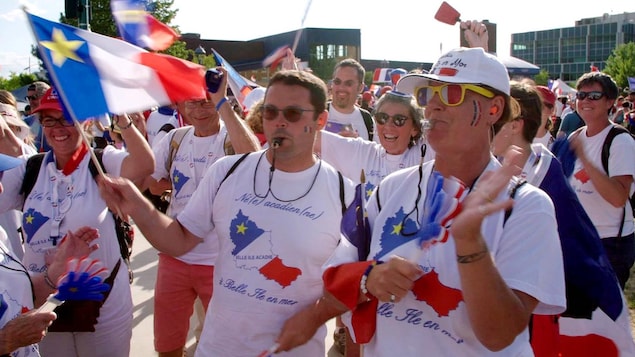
[457,249,489,264]
[215,97,228,111]
[360,260,383,300]
[115,115,134,130]
[43,269,57,289]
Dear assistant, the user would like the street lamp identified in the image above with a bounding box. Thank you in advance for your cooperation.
[194,45,206,65]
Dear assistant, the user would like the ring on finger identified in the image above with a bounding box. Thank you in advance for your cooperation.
[482,192,494,203]
[390,294,396,302]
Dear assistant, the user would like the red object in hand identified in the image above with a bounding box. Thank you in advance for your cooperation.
[434,1,461,25]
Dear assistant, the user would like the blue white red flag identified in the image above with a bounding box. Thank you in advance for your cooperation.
[372,68,393,83]
[26,12,206,121]
[111,0,179,51]
[262,45,289,70]
[211,49,253,107]
[628,77,635,91]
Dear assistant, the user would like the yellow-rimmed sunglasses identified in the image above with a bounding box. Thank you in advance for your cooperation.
[415,83,495,107]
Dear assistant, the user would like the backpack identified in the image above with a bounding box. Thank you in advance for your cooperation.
[600,124,635,238]
[20,149,135,280]
[327,102,375,141]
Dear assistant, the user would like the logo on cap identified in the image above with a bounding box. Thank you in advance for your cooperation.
[437,67,459,76]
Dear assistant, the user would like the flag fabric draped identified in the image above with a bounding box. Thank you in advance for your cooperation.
[628,77,635,91]
[111,0,178,51]
[27,12,205,121]
[262,45,289,70]
[341,183,371,261]
[211,49,253,108]
[372,68,393,84]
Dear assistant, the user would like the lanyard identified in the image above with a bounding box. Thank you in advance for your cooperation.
[46,155,74,245]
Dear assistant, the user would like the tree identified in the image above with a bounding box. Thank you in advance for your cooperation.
[604,42,635,90]
[0,72,39,91]
[533,69,550,87]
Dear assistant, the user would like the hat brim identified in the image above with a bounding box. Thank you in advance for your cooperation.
[31,101,63,115]
[0,153,22,172]
[396,73,490,96]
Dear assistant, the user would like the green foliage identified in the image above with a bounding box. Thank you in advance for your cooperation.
[533,69,550,86]
[604,43,635,90]
[0,72,39,91]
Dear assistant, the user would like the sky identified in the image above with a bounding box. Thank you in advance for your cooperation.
[1,0,633,78]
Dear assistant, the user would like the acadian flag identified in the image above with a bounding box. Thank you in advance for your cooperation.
[111,0,179,51]
[211,49,253,108]
[26,12,206,121]
[372,68,393,83]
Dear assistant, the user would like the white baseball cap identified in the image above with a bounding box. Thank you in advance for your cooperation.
[396,47,510,96]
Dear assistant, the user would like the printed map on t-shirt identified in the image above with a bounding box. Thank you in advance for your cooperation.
[172,168,190,195]
[229,210,302,287]
[373,207,463,316]
[22,208,50,242]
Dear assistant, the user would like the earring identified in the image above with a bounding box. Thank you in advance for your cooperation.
[489,106,499,115]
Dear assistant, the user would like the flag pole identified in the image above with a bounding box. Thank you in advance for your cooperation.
[291,0,313,54]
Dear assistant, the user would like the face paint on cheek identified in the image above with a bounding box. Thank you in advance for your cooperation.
[470,100,482,127]
[304,126,313,133]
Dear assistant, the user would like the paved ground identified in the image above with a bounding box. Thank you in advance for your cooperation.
[128,228,342,356]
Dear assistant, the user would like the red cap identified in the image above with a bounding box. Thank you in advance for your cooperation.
[362,91,373,102]
[32,87,62,114]
[535,86,556,106]
[380,85,393,96]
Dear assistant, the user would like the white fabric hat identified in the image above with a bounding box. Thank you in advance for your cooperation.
[0,103,30,140]
[396,47,510,96]
[242,87,266,113]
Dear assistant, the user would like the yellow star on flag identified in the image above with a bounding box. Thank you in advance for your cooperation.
[391,223,402,235]
[40,28,84,67]
[236,223,247,234]
[25,214,34,224]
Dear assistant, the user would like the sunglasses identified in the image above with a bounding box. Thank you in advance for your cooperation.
[415,83,495,107]
[40,116,74,127]
[374,112,409,127]
[576,91,606,101]
[25,95,39,101]
[261,104,315,122]
[184,100,214,109]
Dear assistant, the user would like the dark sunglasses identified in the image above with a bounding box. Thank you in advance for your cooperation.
[40,116,74,127]
[374,112,409,127]
[576,91,606,101]
[260,104,315,122]
[25,95,39,101]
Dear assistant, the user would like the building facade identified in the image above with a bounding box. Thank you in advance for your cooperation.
[511,12,635,82]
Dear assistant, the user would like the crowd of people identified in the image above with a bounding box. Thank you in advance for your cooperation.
[0,19,634,357]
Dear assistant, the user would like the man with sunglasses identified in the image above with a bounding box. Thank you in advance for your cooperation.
[98,70,357,356]
[318,47,565,356]
[567,72,635,289]
[145,67,260,357]
[326,59,375,141]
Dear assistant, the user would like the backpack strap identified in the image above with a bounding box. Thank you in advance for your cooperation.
[359,107,374,141]
[20,153,46,198]
[218,153,250,190]
[166,127,192,173]
[338,171,346,215]
[503,180,528,227]
[158,123,175,134]
[600,125,633,238]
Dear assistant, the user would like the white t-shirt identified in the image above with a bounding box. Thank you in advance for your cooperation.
[90,115,111,137]
[532,132,553,149]
[330,159,565,356]
[0,236,41,357]
[152,125,229,265]
[326,105,370,141]
[146,109,178,147]
[321,130,434,198]
[568,126,635,238]
[0,147,133,354]
[177,151,355,357]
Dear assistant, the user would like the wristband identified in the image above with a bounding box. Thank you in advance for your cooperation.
[215,97,228,111]
[44,269,57,289]
[360,260,383,300]
[115,116,133,130]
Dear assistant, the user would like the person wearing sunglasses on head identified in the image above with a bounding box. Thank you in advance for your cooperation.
[564,72,635,290]
[316,47,565,356]
[316,90,434,198]
[97,70,359,356]
[0,86,154,357]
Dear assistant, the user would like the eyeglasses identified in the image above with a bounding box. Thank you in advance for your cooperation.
[415,83,495,107]
[184,100,214,109]
[576,91,606,101]
[26,95,39,101]
[40,116,74,127]
[374,112,410,127]
[261,104,315,122]
[332,78,358,87]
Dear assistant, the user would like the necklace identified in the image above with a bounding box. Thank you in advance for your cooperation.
[253,150,321,203]
[0,244,35,303]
